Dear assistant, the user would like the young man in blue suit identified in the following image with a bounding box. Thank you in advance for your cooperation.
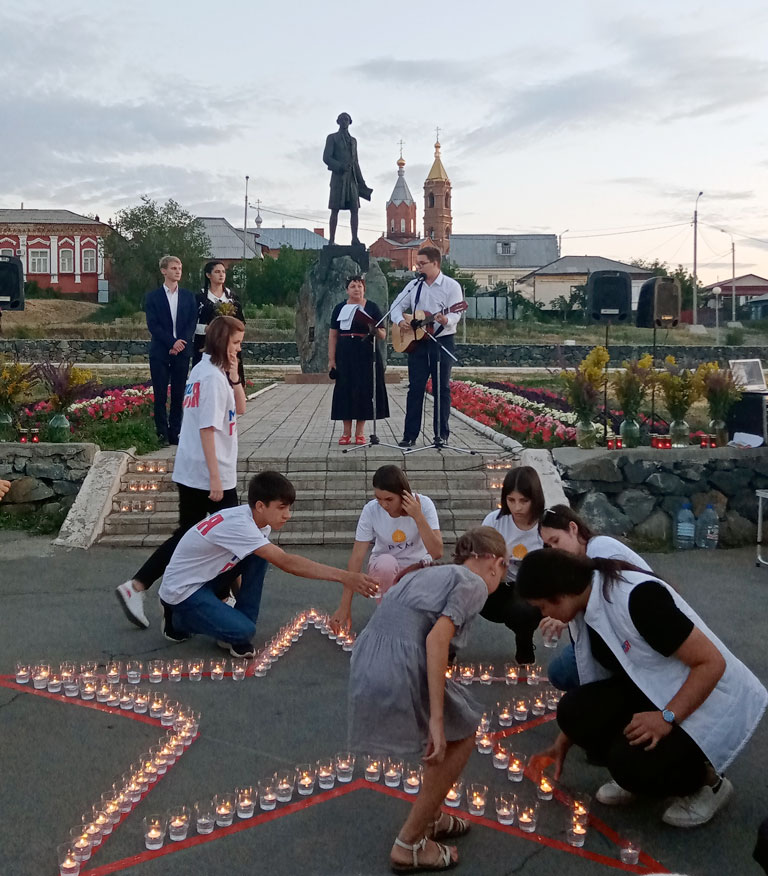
[145,255,197,444]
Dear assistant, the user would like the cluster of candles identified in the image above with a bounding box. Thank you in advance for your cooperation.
[145,657,248,683]
[448,662,548,687]
[443,780,542,831]
[18,428,40,443]
[605,437,624,450]
[134,460,167,474]
[127,480,160,492]
[55,710,199,873]
[699,434,720,449]
[119,498,156,513]
[650,435,674,449]
[485,461,515,471]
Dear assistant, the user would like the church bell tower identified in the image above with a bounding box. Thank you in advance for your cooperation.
[423,134,451,255]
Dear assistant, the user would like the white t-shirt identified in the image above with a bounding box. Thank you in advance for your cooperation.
[172,354,238,490]
[159,505,271,605]
[356,494,440,568]
[585,535,651,571]
[482,509,543,581]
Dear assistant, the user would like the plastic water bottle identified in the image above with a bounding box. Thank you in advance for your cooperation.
[674,502,696,550]
[695,504,719,550]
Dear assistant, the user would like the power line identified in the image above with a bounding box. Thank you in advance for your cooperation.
[565,222,688,240]
[252,204,384,235]
[700,221,768,247]
[635,224,690,262]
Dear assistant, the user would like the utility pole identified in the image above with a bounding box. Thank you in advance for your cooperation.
[731,239,736,323]
[242,175,250,263]
[692,191,702,326]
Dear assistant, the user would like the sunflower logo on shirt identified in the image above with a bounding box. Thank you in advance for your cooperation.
[512,543,528,560]
[392,529,406,544]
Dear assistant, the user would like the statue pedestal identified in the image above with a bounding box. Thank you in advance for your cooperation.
[318,243,368,274]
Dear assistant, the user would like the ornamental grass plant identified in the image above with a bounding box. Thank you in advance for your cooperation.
[695,362,743,423]
[655,356,700,422]
[561,345,609,423]
[610,354,654,422]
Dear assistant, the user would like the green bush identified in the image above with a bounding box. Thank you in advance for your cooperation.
[725,327,745,346]
[23,281,63,299]
[85,297,144,324]
[0,507,68,535]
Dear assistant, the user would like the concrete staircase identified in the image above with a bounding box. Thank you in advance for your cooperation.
[99,453,504,549]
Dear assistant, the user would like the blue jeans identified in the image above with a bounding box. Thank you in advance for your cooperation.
[547,642,580,692]
[172,554,267,645]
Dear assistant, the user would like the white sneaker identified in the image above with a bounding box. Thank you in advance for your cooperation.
[115,581,150,629]
[662,777,733,828]
[596,779,638,806]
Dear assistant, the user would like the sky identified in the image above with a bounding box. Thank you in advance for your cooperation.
[2,0,767,285]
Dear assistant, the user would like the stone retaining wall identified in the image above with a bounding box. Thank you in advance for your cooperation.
[0,442,97,518]
[551,446,768,547]
[0,339,762,368]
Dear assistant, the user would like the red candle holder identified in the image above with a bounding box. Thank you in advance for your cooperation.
[607,438,615,450]
[615,437,623,449]
[709,435,718,448]
[700,436,709,448]
[651,435,659,448]
[19,429,28,443]
[31,429,40,444]
[664,437,672,449]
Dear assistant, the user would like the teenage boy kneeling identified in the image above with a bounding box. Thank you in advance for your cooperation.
[158,471,378,656]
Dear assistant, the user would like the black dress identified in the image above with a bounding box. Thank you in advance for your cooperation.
[193,289,246,383]
[330,301,390,421]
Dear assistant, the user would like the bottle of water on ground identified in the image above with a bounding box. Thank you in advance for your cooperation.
[695,504,719,550]
[674,502,696,550]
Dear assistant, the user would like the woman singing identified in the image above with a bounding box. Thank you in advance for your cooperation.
[328,275,389,445]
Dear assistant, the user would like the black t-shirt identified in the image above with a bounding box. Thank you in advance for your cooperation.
[587,580,695,676]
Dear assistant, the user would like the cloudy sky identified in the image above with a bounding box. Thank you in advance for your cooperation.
[3,0,767,284]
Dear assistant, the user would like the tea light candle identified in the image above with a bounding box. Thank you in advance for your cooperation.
[144,825,164,850]
[497,702,513,727]
[91,809,112,836]
[133,692,149,713]
[210,660,225,681]
[161,704,176,727]
[476,732,493,754]
[81,821,101,846]
[444,787,460,805]
[468,784,487,816]
[459,664,475,685]
[47,674,62,693]
[14,662,31,684]
[58,849,81,876]
[479,664,493,684]
[507,756,525,783]
[106,687,120,707]
[157,461,167,473]
[537,775,554,801]
[214,797,235,826]
[147,461,157,473]
[106,662,121,683]
[237,789,255,818]
[384,759,403,788]
[518,808,536,832]
[505,665,518,685]
[615,437,623,449]
[118,688,134,710]
[129,481,138,492]
[364,757,381,782]
[297,767,315,796]
[514,698,529,721]
[568,822,588,847]
[259,788,277,811]
[532,695,546,716]
[492,745,510,770]
[70,831,92,862]
[135,461,145,472]
[187,659,203,681]
[404,774,420,794]
[144,499,155,512]
[149,694,166,717]
[231,660,246,681]
[148,661,164,684]
[620,839,640,865]
[168,661,183,682]
[168,813,189,841]
[276,777,294,803]
[317,764,335,790]
[142,760,158,783]
[607,438,615,450]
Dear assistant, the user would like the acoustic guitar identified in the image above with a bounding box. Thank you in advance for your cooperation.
[390,301,469,354]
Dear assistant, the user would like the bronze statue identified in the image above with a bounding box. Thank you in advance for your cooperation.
[323,112,372,246]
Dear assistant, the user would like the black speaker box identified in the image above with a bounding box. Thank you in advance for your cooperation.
[0,256,24,311]
[586,270,631,324]
[636,276,681,328]
[726,391,768,443]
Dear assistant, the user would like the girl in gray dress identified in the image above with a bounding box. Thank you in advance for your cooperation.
[348,527,507,873]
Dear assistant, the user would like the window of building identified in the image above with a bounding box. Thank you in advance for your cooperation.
[29,249,49,273]
[0,248,13,257]
[488,275,495,287]
[82,248,97,272]
[59,249,74,273]
[400,219,406,233]
[428,193,435,208]
[390,219,395,232]
[445,226,450,239]
[444,193,450,208]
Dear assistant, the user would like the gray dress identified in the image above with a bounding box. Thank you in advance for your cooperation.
[348,564,488,757]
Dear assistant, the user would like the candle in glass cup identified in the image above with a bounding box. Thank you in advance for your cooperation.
[537,774,554,801]
[476,732,493,755]
[105,685,120,707]
[568,820,588,847]
[157,461,167,473]
[497,700,513,727]
[532,695,546,716]
[210,659,225,681]
[504,663,518,685]
[79,676,96,700]
[133,691,149,714]
[149,692,166,718]
[57,843,81,876]
[126,660,142,683]
[492,744,510,770]
[91,808,113,836]
[275,771,295,802]
[168,806,190,841]
[231,658,246,681]
[619,831,641,864]
[214,793,235,826]
[187,658,204,681]
[106,661,122,684]
[383,757,403,788]
[47,673,62,693]
[545,689,560,711]
[334,751,355,783]
[135,461,146,473]
[526,664,541,686]
[518,801,539,833]
[296,764,316,796]
[100,794,121,824]
[478,663,494,684]
[514,697,529,721]
[150,746,168,775]
[607,438,615,450]
[161,700,177,727]
[495,791,515,825]
[113,787,131,813]
[118,685,134,710]
[167,658,183,682]
[459,663,475,685]
[507,753,526,783]
[259,779,277,811]
[468,783,487,816]
[364,755,381,782]
[64,675,80,698]
[15,661,31,684]
[316,760,335,790]
[147,461,157,473]
[571,794,590,825]
[148,660,164,684]
[80,820,102,847]
[143,815,166,850]
[403,763,421,794]
[444,778,463,808]
[194,799,215,834]
[69,828,92,862]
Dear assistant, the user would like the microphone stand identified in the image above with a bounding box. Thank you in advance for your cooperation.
[404,326,476,457]
[343,298,407,454]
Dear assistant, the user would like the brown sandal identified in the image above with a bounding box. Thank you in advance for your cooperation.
[429,812,470,840]
[391,837,457,873]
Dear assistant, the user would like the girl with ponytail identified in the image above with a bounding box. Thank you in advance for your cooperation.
[516,548,766,829]
[348,527,507,872]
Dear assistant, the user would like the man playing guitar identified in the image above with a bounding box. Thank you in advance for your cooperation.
[390,245,465,447]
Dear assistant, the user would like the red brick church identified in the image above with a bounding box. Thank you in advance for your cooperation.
[369,139,452,269]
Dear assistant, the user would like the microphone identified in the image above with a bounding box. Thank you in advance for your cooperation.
[415,272,426,280]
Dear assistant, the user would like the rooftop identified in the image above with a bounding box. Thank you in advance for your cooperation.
[247,227,328,251]
[199,217,261,260]
[387,158,415,208]
[517,255,655,282]
[448,234,558,269]
[0,209,107,226]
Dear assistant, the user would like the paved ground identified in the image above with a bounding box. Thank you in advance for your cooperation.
[1,533,767,876]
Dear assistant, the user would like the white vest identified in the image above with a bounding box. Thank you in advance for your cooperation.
[570,569,767,773]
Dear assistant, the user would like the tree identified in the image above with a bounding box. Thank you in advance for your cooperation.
[629,258,698,310]
[441,260,480,296]
[103,197,211,303]
[242,246,318,307]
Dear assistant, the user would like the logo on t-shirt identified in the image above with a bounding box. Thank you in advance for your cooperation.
[512,543,528,560]
[228,409,236,436]
[391,529,406,544]
[622,640,631,653]
[183,382,200,409]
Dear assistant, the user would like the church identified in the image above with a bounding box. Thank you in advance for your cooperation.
[368,138,451,270]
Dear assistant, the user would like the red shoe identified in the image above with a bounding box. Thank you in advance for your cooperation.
[338,435,351,445]
[355,435,366,445]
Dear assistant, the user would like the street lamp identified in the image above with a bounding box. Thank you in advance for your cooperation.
[692,192,703,326]
[558,229,569,258]
[713,285,722,345]
[719,229,737,323]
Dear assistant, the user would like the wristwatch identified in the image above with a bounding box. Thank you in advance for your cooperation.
[661,708,676,724]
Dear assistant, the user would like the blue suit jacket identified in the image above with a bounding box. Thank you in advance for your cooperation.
[145,286,197,357]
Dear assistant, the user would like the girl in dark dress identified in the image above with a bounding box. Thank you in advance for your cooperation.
[193,260,246,383]
[328,275,389,445]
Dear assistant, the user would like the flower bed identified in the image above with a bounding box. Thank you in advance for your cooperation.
[23,384,155,427]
